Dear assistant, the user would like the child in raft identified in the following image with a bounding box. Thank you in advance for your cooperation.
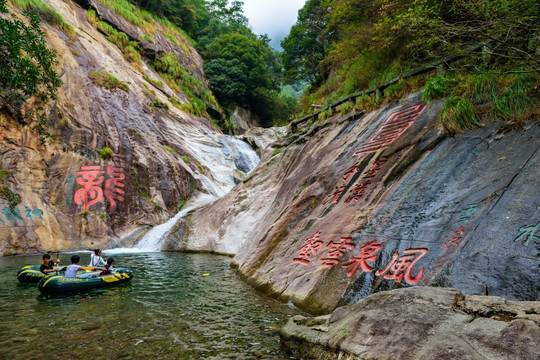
[99,258,116,276]
[64,255,104,277]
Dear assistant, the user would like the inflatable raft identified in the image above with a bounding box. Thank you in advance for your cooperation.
[17,265,91,283]
[38,268,133,293]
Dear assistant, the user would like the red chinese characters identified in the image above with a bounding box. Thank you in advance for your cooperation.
[441,226,465,249]
[353,103,427,155]
[74,165,125,212]
[320,237,355,268]
[343,240,382,276]
[344,158,387,203]
[104,166,125,212]
[293,234,429,286]
[74,166,105,210]
[293,231,323,265]
[375,248,428,285]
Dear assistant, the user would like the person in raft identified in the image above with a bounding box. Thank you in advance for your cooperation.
[89,248,107,267]
[99,258,115,276]
[65,255,104,278]
[40,253,60,274]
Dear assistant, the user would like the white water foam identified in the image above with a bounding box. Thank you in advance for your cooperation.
[120,135,260,253]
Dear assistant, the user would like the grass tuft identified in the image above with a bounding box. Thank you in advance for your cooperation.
[88,71,129,92]
[98,147,113,159]
[440,96,481,134]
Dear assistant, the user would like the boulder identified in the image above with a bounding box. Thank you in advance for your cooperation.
[280,287,540,360]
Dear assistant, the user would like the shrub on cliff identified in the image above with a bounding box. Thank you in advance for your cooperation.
[0,0,62,107]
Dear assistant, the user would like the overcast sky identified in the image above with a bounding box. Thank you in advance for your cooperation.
[241,0,306,50]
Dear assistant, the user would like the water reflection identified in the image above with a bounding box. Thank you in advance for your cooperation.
[0,252,299,359]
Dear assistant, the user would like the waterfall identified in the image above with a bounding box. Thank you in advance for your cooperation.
[113,135,260,253]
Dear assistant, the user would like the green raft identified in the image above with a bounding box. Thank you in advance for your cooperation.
[38,268,133,293]
[17,265,91,283]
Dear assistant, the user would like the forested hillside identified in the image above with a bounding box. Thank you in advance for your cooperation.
[282,0,539,133]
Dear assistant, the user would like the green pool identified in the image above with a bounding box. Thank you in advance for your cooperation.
[0,252,300,359]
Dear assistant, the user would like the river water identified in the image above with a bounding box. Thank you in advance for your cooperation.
[0,252,300,360]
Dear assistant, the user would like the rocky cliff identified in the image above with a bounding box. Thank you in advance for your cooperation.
[0,0,255,255]
[167,92,540,314]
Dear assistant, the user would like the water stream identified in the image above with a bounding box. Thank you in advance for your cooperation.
[135,135,259,252]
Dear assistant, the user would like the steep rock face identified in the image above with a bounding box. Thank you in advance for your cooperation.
[0,0,247,254]
[167,93,540,313]
[280,287,540,360]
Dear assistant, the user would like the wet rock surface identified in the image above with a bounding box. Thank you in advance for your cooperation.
[171,93,540,313]
[280,287,540,360]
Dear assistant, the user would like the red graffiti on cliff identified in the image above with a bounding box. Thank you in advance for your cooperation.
[104,166,125,212]
[74,166,105,210]
[293,231,324,265]
[353,103,427,155]
[375,248,428,285]
[322,185,347,205]
[344,158,387,203]
[441,226,465,249]
[320,237,355,268]
[343,240,382,277]
[74,165,125,212]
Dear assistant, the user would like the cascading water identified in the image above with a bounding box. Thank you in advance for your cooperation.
[125,135,260,252]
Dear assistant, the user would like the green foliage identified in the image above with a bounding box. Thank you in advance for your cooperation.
[79,210,90,217]
[195,161,204,174]
[88,71,129,92]
[98,147,113,159]
[182,155,190,164]
[272,149,281,156]
[440,97,482,134]
[0,0,62,106]
[178,199,186,210]
[493,88,533,120]
[339,101,353,116]
[139,34,154,43]
[99,213,107,219]
[33,115,51,145]
[281,0,332,86]
[0,170,20,209]
[151,98,169,111]
[153,52,216,116]
[163,144,178,155]
[422,74,456,103]
[286,0,539,117]
[467,74,497,105]
[60,117,70,127]
[11,0,74,36]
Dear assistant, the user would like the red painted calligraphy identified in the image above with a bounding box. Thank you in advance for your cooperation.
[342,162,360,182]
[293,231,323,265]
[441,226,465,249]
[104,166,125,212]
[375,248,428,285]
[322,185,347,205]
[353,104,427,155]
[74,166,105,210]
[343,240,382,277]
[73,165,125,212]
[320,237,355,268]
[344,158,387,203]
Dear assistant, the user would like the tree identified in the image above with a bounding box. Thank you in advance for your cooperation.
[281,0,333,86]
[204,33,271,97]
[0,0,62,108]
[204,58,247,105]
